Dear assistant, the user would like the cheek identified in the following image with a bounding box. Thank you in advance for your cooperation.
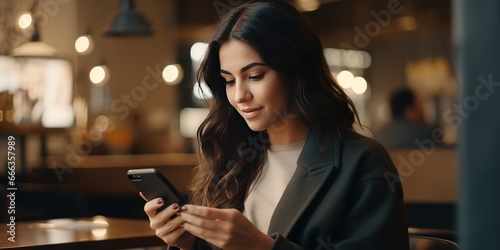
[265,82,290,109]
[226,87,236,107]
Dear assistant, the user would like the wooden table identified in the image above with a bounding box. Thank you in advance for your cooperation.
[0,216,166,249]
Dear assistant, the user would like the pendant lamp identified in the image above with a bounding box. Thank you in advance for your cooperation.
[12,0,57,57]
[106,0,152,36]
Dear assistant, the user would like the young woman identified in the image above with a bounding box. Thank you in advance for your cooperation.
[143,1,409,249]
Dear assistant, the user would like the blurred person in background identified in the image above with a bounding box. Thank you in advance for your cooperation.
[377,88,437,148]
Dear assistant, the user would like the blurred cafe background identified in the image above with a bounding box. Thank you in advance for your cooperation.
[0,0,498,249]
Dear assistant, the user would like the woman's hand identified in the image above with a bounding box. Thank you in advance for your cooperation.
[142,193,196,249]
[179,204,274,250]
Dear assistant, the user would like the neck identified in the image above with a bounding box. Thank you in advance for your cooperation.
[267,117,310,145]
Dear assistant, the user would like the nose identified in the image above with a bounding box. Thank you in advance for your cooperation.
[233,81,251,103]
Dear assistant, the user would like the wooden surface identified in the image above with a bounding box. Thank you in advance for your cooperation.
[0,216,165,249]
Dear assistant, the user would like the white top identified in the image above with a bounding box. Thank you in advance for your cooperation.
[243,140,305,233]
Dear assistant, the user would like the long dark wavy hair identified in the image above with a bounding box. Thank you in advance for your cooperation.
[189,0,359,209]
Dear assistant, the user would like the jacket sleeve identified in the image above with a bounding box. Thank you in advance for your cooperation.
[269,179,408,250]
[269,234,304,250]
[333,178,409,249]
[329,139,408,250]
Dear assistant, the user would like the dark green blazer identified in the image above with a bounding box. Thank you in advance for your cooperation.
[267,127,409,249]
[176,127,409,250]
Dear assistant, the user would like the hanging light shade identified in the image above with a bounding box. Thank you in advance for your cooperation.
[106,0,152,36]
[11,24,58,58]
[12,0,57,57]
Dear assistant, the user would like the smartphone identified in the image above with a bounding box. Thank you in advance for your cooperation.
[127,168,187,211]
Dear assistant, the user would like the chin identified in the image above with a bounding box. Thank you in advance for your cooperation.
[245,121,268,132]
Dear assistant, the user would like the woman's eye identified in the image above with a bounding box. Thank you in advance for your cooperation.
[225,79,235,85]
[249,73,265,80]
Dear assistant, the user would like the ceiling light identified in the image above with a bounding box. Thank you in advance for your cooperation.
[352,76,368,95]
[162,64,183,85]
[90,65,110,85]
[11,25,58,58]
[75,35,94,55]
[106,0,152,36]
[336,70,355,89]
[296,0,321,12]
[18,12,33,29]
[190,42,208,62]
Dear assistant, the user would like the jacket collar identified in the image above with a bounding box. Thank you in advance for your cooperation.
[267,126,341,236]
[297,126,340,170]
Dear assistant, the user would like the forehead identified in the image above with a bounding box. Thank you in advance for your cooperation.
[219,40,264,70]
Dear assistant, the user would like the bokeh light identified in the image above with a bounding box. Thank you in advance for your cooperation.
[89,65,110,85]
[352,76,368,94]
[336,70,355,89]
[75,35,94,55]
[162,64,183,85]
[18,12,32,29]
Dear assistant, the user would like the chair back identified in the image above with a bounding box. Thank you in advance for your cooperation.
[410,235,461,250]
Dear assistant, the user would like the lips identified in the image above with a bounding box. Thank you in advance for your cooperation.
[240,107,263,119]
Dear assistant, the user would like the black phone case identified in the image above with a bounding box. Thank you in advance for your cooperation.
[127,168,187,211]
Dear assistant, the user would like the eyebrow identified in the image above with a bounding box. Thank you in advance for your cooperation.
[220,62,267,75]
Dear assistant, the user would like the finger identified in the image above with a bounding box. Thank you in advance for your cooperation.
[151,203,181,229]
[160,228,195,249]
[148,203,181,229]
[181,211,220,230]
[181,220,223,243]
[144,198,166,217]
[181,205,235,220]
[139,192,147,201]
[169,227,189,241]
[180,211,229,243]
[155,215,186,237]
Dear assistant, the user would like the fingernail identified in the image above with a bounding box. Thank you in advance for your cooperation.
[173,203,179,210]
[157,199,164,204]
[181,205,187,211]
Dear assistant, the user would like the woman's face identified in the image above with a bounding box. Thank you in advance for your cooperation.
[220,40,290,132]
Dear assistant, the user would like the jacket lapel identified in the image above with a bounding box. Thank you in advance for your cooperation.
[267,127,341,236]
